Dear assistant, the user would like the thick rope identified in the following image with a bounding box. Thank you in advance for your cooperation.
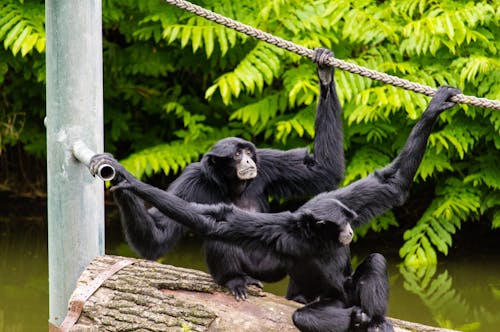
[163,0,500,111]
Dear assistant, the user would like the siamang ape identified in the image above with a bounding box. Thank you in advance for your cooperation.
[90,48,345,300]
[91,86,461,332]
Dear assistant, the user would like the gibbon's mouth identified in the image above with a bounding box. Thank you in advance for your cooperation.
[238,166,257,180]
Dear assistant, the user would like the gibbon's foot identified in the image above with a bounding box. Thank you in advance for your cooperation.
[351,306,372,331]
[225,276,263,301]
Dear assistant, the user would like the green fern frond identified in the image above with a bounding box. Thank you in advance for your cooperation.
[163,101,213,141]
[481,191,500,233]
[275,105,315,143]
[0,1,45,56]
[279,0,347,38]
[428,125,477,159]
[119,47,175,77]
[347,105,386,125]
[133,8,175,43]
[416,147,453,181]
[379,61,419,76]
[354,85,428,121]
[121,139,215,179]
[205,42,283,105]
[400,233,438,266]
[400,209,448,266]
[492,210,500,229]
[282,64,318,108]
[482,192,500,212]
[487,109,500,135]
[354,211,398,239]
[392,0,435,18]
[335,66,373,105]
[342,5,397,44]
[120,125,247,179]
[464,30,497,54]
[464,155,500,189]
[401,178,482,266]
[347,121,397,144]
[433,178,481,221]
[400,2,497,56]
[153,14,241,57]
[257,0,286,22]
[457,55,500,86]
[229,92,287,130]
[343,146,391,185]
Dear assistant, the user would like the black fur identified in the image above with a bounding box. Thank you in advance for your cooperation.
[90,48,345,300]
[93,86,461,331]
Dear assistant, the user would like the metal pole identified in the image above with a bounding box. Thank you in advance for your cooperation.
[46,0,104,327]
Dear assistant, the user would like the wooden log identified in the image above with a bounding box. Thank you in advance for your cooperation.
[66,255,459,332]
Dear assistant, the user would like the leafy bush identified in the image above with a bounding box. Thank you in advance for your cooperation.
[1,0,499,266]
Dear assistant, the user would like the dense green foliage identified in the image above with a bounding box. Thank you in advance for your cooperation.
[1,0,499,266]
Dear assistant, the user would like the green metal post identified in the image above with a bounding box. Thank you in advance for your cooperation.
[45,0,104,327]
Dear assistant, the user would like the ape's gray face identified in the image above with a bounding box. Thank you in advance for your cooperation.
[235,148,257,180]
[315,218,353,246]
[299,197,356,246]
[338,223,353,246]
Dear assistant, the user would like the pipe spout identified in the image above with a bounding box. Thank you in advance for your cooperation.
[72,140,115,181]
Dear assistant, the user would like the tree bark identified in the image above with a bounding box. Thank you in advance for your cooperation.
[67,255,458,332]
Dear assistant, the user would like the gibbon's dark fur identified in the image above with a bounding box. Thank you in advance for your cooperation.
[90,48,345,300]
[91,86,461,331]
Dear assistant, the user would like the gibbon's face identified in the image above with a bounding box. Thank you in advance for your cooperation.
[234,147,257,180]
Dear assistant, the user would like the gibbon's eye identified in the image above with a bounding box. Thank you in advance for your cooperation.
[234,150,241,159]
[244,148,253,158]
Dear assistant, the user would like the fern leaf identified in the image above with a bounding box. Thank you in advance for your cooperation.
[352,85,428,123]
[464,155,500,189]
[158,14,241,57]
[492,210,500,229]
[343,147,391,185]
[433,178,481,220]
[4,21,23,50]
[420,235,437,265]
[0,12,20,40]
[0,1,45,56]
[401,2,496,55]
[347,121,397,144]
[416,148,453,181]
[342,5,396,44]
[205,43,283,105]
[230,92,287,129]
[401,178,482,267]
[275,105,315,143]
[354,211,398,239]
[121,139,214,179]
[283,65,318,108]
[428,125,476,159]
[458,55,500,86]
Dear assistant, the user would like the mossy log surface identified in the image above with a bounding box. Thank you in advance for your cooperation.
[68,255,459,332]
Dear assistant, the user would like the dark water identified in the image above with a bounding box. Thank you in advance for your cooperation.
[2,216,500,332]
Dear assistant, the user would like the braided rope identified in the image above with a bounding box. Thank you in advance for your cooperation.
[164,0,500,111]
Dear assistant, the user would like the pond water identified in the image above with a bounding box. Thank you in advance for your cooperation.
[1,209,500,332]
